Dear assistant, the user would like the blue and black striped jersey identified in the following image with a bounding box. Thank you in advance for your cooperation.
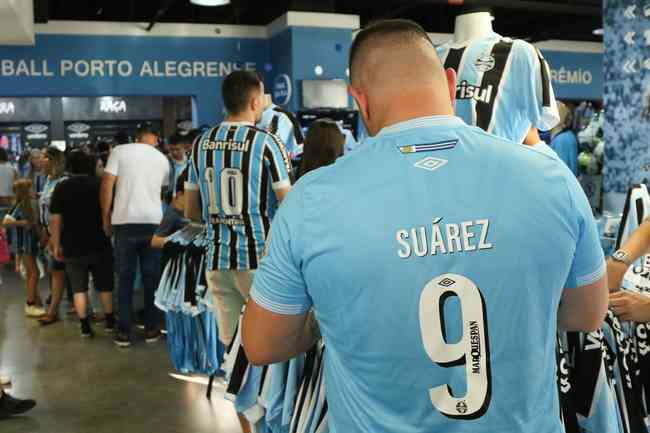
[437,33,559,144]
[187,121,292,271]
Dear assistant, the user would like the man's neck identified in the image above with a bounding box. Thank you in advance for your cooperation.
[225,112,255,124]
[375,94,454,135]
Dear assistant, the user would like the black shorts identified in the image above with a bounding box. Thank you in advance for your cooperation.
[65,249,114,294]
[48,255,66,271]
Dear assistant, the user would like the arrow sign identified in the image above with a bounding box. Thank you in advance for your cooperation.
[626,5,637,19]
[625,31,637,44]
[624,58,638,73]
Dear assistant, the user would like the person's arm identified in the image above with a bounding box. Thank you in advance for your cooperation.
[242,184,312,365]
[607,219,650,292]
[243,303,319,365]
[184,189,202,223]
[49,213,64,261]
[264,137,292,202]
[557,176,609,332]
[523,127,542,146]
[558,276,608,331]
[100,173,116,238]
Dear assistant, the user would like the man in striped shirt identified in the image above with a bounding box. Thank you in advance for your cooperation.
[185,70,292,347]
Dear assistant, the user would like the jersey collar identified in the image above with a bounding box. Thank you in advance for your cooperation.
[377,115,465,137]
[221,121,254,126]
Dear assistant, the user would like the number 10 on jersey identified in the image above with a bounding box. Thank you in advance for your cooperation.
[419,274,492,419]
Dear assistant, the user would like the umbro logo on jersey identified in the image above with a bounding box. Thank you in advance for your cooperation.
[456,81,494,104]
[456,401,468,414]
[439,277,456,287]
[399,140,458,154]
[475,52,496,72]
[414,157,448,172]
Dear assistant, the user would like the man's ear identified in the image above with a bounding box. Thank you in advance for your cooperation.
[445,68,457,107]
[349,85,369,124]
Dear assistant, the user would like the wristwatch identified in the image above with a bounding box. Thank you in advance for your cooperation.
[611,249,631,266]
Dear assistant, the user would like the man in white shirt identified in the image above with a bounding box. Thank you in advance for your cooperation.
[100,124,169,348]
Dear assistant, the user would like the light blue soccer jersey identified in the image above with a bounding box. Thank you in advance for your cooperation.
[437,33,559,144]
[258,104,304,158]
[187,121,292,271]
[251,116,605,433]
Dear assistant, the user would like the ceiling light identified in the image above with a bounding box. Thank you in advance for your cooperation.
[190,0,230,6]
[592,28,604,36]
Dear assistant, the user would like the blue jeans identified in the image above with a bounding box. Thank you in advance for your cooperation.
[113,224,161,335]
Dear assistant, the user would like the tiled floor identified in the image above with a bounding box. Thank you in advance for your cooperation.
[0,272,241,433]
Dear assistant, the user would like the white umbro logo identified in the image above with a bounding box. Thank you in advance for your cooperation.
[414,157,448,172]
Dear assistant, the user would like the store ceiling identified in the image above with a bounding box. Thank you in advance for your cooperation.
[36,0,603,42]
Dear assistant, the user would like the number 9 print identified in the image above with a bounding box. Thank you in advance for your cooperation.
[419,274,492,419]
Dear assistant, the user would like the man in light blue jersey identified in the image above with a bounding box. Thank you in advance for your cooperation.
[242,19,608,433]
[258,97,304,160]
[185,70,292,349]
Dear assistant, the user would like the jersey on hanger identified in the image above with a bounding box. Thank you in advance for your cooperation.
[251,115,605,433]
[437,33,559,144]
[187,122,292,271]
[258,104,305,159]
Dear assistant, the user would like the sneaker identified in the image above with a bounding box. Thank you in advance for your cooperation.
[0,375,10,385]
[24,304,46,318]
[145,330,161,343]
[0,392,36,419]
[81,322,94,338]
[113,333,131,348]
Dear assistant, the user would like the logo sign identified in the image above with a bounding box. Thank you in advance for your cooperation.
[24,123,48,140]
[475,52,496,72]
[414,157,448,172]
[67,122,91,139]
[99,98,127,113]
[177,120,193,131]
[272,74,292,106]
[0,102,15,116]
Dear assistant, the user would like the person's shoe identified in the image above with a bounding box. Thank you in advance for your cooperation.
[0,375,10,385]
[145,330,161,343]
[113,333,131,348]
[38,314,60,326]
[80,321,94,338]
[24,304,46,318]
[0,392,36,419]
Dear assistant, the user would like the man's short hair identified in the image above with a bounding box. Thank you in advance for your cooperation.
[67,150,93,175]
[222,70,262,115]
[349,19,433,77]
[136,122,159,141]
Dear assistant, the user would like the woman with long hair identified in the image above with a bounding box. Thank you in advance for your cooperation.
[298,119,345,179]
[37,143,69,325]
[3,179,43,317]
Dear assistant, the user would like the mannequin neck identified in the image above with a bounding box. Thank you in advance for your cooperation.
[454,12,494,43]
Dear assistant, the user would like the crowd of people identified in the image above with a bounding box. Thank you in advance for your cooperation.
[0,71,346,421]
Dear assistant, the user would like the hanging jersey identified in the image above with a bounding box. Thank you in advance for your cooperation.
[251,115,605,433]
[187,121,292,271]
[258,104,304,159]
[437,33,559,144]
[602,311,649,433]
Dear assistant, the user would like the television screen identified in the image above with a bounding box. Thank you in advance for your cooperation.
[302,80,349,109]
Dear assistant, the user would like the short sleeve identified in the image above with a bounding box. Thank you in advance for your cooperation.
[104,149,120,176]
[250,186,311,315]
[517,41,560,132]
[564,175,606,288]
[49,182,65,215]
[263,135,292,191]
[186,135,201,191]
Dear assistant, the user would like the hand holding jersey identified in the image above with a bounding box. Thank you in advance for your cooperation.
[243,19,607,433]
